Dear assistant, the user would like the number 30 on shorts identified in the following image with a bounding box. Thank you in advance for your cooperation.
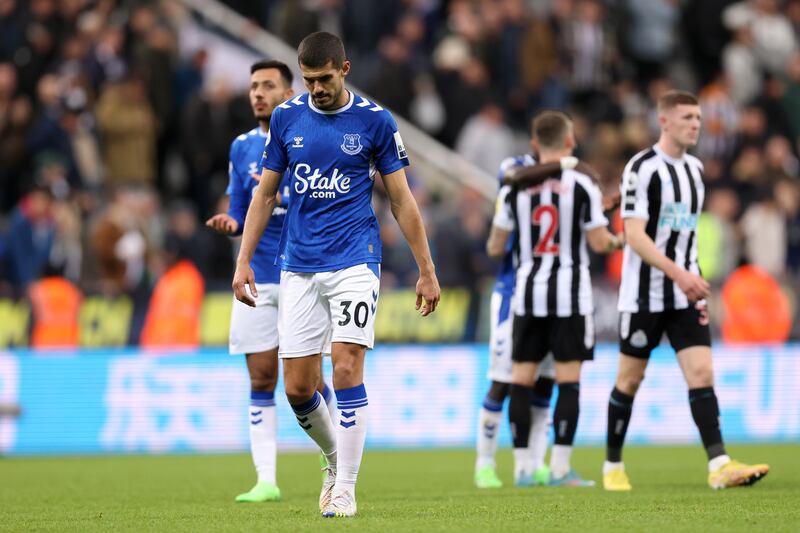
[338,300,370,328]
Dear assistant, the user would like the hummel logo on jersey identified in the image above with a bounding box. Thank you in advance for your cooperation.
[292,136,304,148]
[341,133,363,155]
[658,202,698,230]
[294,163,351,198]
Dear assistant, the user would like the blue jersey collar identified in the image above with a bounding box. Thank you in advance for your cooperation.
[308,90,354,115]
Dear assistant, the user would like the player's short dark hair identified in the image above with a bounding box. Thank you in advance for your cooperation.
[532,111,572,150]
[297,31,346,69]
[250,59,293,87]
[657,90,698,112]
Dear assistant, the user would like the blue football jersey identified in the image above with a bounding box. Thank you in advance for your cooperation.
[227,127,291,284]
[493,154,536,295]
[260,91,409,273]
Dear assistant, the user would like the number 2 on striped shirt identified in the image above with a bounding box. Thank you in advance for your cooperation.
[532,205,560,255]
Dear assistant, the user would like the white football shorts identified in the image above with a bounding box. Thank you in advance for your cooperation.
[229,282,279,355]
[278,263,380,359]
[489,290,555,383]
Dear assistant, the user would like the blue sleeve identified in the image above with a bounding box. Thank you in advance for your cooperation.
[226,140,248,236]
[373,111,410,176]
[260,106,288,173]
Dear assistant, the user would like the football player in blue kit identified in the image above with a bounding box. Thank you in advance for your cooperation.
[232,33,440,518]
[206,60,336,503]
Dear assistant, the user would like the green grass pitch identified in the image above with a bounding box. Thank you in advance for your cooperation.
[2,445,797,532]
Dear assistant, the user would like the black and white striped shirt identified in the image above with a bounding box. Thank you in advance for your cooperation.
[618,144,705,313]
[494,169,608,317]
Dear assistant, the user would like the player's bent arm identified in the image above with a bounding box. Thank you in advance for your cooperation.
[232,168,281,306]
[624,218,710,301]
[624,218,681,277]
[586,226,623,254]
[382,168,441,314]
[486,225,511,259]
[503,157,600,187]
[236,168,281,266]
[382,168,435,274]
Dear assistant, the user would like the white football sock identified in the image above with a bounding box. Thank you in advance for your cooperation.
[476,405,503,471]
[249,392,277,484]
[334,384,369,493]
[603,460,624,475]
[513,448,531,479]
[528,405,550,470]
[708,454,731,472]
[291,392,337,466]
[549,444,572,479]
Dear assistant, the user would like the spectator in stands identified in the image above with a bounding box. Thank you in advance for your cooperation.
[87,186,149,295]
[85,25,128,90]
[96,74,157,186]
[28,263,82,348]
[455,101,515,176]
[697,73,740,161]
[435,57,492,146]
[139,230,204,348]
[0,0,27,62]
[365,35,415,118]
[180,77,250,219]
[173,48,207,114]
[777,178,800,275]
[741,188,787,277]
[724,0,797,76]
[559,0,614,121]
[26,74,82,189]
[7,183,55,289]
[432,188,493,288]
[50,198,83,285]
[622,0,680,88]
[722,24,762,106]
[0,62,32,211]
[519,10,566,114]
[161,200,213,281]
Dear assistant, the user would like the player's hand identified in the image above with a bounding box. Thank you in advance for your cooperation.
[232,262,257,307]
[615,232,625,249]
[674,269,710,302]
[415,271,441,317]
[206,214,239,235]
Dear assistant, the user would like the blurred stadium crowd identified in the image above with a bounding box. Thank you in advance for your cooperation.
[1,0,799,341]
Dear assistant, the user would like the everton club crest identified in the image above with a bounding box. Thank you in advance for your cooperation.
[341,133,363,155]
